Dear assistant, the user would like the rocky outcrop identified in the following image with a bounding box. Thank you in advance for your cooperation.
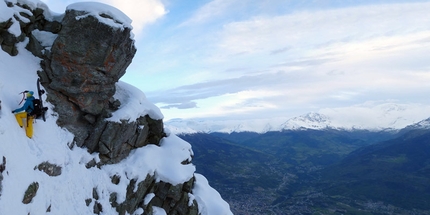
[1,4,153,161]
[46,8,135,116]
[104,175,198,215]
[0,1,61,56]
[37,5,166,164]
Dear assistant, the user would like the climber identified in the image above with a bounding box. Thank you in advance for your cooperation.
[12,91,35,138]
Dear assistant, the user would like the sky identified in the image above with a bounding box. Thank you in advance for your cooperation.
[41,0,430,122]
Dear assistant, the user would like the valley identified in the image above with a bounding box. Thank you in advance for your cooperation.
[180,128,430,214]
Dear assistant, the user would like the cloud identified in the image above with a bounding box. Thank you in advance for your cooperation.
[161,101,197,109]
[270,46,291,55]
[273,57,338,68]
[147,71,291,104]
[41,0,166,37]
[216,2,430,56]
[106,0,166,36]
[178,0,233,27]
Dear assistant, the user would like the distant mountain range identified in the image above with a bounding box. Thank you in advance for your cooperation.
[166,103,430,134]
[179,120,430,214]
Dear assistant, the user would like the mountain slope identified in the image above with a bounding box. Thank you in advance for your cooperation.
[179,133,286,215]
[180,133,280,191]
[318,129,430,210]
[180,129,400,214]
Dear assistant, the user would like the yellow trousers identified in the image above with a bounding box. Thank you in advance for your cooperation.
[14,112,34,138]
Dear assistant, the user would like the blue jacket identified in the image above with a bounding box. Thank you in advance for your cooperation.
[14,96,35,113]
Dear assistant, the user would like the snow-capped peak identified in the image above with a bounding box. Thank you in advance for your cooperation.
[403,117,430,130]
[280,112,331,130]
[165,103,430,134]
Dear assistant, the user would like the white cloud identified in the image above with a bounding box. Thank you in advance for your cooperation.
[106,0,166,37]
[217,2,430,57]
[41,0,166,37]
[178,0,233,27]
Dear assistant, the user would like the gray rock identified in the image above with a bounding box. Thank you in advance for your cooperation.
[111,175,121,185]
[93,201,103,214]
[23,182,39,204]
[36,162,62,176]
[26,33,44,58]
[47,9,136,115]
[115,174,156,215]
[85,198,92,206]
[0,157,5,197]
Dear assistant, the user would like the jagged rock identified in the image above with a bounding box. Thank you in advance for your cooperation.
[115,174,156,214]
[36,161,62,176]
[93,187,99,200]
[85,159,97,169]
[114,175,198,215]
[0,3,62,57]
[26,33,44,57]
[94,201,103,214]
[84,115,165,165]
[1,42,18,56]
[111,175,121,185]
[85,198,92,206]
[0,156,5,196]
[46,8,136,116]
[23,182,39,204]
[0,157,5,173]
[109,192,118,207]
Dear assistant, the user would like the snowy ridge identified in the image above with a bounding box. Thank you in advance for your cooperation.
[280,112,332,130]
[0,2,232,214]
[0,0,59,37]
[165,103,430,134]
[403,117,430,130]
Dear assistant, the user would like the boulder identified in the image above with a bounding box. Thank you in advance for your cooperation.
[36,162,62,177]
[47,9,136,115]
[22,182,39,204]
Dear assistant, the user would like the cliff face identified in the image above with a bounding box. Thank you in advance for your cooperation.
[0,1,231,215]
[39,4,166,165]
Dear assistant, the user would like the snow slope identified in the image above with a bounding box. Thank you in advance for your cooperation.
[0,2,232,215]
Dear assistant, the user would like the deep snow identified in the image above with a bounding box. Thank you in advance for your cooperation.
[0,1,232,214]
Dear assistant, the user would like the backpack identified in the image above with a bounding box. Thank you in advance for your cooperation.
[28,99,47,119]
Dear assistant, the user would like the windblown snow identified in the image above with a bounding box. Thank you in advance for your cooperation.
[0,1,232,215]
